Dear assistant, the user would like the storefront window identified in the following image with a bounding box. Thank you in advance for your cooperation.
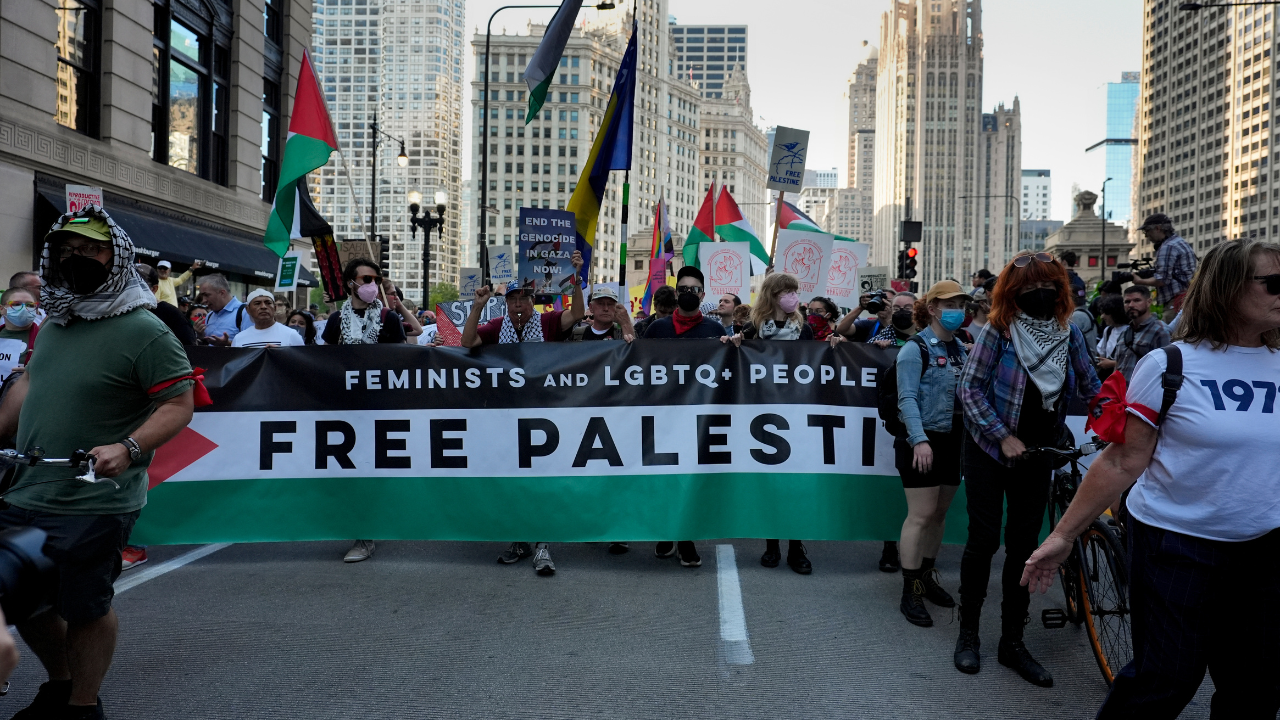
[55,0,98,135]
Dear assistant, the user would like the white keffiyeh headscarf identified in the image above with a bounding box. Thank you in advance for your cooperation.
[40,204,155,326]
[498,310,544,343]
[1010,312,1071,411]
[759,318,802,340]
[338,298,384,344]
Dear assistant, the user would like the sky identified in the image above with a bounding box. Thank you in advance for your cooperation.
[460,0,1144,223]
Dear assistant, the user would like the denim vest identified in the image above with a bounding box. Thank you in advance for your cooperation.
[895,326,967,446]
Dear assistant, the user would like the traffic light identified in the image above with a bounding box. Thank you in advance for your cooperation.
[378,236,391,275]
[904,246,918,279]
[898,220,922,280]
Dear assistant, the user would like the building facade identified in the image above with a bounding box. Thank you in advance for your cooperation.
[669,24,747,99]
[847,41,878,191]
[1133,3,1273,259]
[1019,219,1063,251]
[696,68,767,237]
[804,168,839,188]
[311,0,464,300]
[470,0,700,285]
[872,0,1021,285]
[1104,71,1139,225]
[1021,168,1051,220]
[1,0,315,297]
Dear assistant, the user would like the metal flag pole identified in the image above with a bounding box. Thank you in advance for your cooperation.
[619,170,629,290]
[768,189,783,267]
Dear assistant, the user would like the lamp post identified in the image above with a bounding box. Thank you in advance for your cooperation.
[1100,177,1113,284]
[369,111,408,267]
[478,2,617,271]
[409,189,448,308]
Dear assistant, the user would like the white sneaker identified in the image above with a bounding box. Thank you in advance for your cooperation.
[532,542,555,576]
[344,539,375,562]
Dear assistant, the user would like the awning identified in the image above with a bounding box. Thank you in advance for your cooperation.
[35,188,317,287]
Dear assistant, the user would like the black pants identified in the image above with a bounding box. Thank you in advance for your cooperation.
[1097,517,1280,719]
[957,436,1050,635]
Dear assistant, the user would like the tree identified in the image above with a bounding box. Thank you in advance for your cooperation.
[426,283,459,310]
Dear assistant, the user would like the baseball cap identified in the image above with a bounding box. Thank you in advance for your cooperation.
[590,286,619,302]
[1138,213,1172,230]
[925,280,972,303]
[157,260,172,269]
[45,216,111,245]
[970,287,989,304]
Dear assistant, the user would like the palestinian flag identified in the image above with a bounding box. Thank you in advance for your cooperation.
[715,188,769,274]
[523,0,584,124]
[682,183,716,268]
[264,50,339,257]
[778,200,823,233]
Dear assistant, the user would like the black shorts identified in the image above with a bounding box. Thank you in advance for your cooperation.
[894,424,964,489]
[0,506,139,624]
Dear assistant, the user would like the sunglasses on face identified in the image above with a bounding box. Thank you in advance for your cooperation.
[1256,274,1280,295]
[678,285,703,294]
[1012,252,1055,268]
[55,242,108,259]
[355,275,381,285]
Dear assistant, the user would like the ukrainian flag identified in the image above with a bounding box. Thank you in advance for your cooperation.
[565,17,636,283]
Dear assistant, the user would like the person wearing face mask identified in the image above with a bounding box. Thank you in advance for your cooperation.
[891,281,971,628]
[953,251,1100,687]
[642,266,730,340]
[320,259,407,348]
[0,287,41,381]
[806,297,842,342]
[1130,213,1197,324]
[869,292,919,348]
[285,310,317,345]
[835,288,896,341]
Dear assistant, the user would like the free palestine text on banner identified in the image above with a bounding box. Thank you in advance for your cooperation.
[134,345,1091,545]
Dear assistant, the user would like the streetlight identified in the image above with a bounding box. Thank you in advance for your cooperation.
[409,189,448,308]
[368,112,408,268]
[479,2,617,272]
[1100,177,1113,284]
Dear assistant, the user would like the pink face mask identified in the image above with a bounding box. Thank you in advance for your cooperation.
[356,282,380,303]
[778,291,800,314]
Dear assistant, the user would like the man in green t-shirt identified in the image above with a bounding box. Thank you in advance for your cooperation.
[0,207,194,720]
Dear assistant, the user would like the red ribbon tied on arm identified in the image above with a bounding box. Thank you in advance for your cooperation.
[1085,371,1160,443]
[147,367,213,408]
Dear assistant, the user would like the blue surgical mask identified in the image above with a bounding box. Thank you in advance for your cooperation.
[5,306,35,328]
[940,309,965,331]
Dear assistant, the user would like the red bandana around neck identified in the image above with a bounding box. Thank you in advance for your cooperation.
[672,310,703,336]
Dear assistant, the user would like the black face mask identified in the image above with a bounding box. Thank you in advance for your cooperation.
[58,254,111,295]
[676,290,700,312]
[891,308,915,330]
[1016,288,1058,319]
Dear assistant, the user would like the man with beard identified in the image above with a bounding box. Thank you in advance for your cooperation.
[1111,285,1170,381]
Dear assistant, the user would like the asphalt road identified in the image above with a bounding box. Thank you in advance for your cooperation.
[3,540,1217,719]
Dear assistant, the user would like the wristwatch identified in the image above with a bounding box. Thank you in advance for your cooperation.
[120,437,142,462]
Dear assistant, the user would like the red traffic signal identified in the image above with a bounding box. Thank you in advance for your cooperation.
[906,247,918,258]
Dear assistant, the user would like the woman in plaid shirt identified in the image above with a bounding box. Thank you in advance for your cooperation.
[951,252,1101,687]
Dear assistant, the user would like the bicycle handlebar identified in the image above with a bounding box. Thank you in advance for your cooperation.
[1024,440,1108,462]
[0,447,91,469]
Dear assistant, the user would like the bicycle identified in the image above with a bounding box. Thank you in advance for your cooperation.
[1027,439,1133,686]
[0,447,120,498]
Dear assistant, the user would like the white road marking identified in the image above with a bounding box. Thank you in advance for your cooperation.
[114,543,232,594]
[715,544,754,665]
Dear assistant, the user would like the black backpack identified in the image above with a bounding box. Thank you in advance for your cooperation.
[1156,345,1183,425]
[877,335,929,438]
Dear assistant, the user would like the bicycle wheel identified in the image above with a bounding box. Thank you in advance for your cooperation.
[1077,519,1132,685]
[1047,472,1084,624]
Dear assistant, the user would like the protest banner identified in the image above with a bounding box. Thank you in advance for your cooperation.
[459,268,483,297]
[776,229,834,300]
[824,240,870,305]
[487,245,516,287]
[698,242,751,302]
[65,184,103,213]
[518,207,580,294]
[132,344,1091,546]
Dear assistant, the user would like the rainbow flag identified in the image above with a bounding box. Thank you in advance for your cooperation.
[641,198,673,313]
[564,16,636,284]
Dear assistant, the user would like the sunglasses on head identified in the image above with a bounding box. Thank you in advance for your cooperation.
[1012,252,1055,268]
[1256,274,1280,295]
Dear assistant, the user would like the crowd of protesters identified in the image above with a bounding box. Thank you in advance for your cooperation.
[2,202,1277,719]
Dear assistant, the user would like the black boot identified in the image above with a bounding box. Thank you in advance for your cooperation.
[953,603,982,674]
[920,557,956,608]
[879,541,900,572]
[786,540,812,574]
[760,539,781,568]
[998,623,1053,688]
[899,569,933,627]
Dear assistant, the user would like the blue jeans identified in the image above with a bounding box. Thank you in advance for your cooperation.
[1097,517,1280,719]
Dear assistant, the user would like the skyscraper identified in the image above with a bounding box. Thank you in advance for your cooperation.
[696,67,768,237]
[1105,72,1139,225]
[830,41,878,244]
[1022,169,1051,220]
[872,0,1021,285]
[1133,5,1273,257]
[669,24,747,99]
[311,0,466,301]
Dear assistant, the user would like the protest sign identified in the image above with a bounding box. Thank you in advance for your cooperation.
[859,265,890,296]
[518,207,580,294]
[766,127,810,193]
[65,184,103,213]
[698,242,751,301]
[824,240,870,305]
[274,251,303,292]
[337,240,382,274]
[487,245,516,287]
[776,229,834,300]
[435,296,506,329]
[459,268,483,297]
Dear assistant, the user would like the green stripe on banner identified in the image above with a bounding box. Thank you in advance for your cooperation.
[130,473,980,545]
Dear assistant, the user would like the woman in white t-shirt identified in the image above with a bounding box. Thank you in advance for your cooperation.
[1022,239,1280,718]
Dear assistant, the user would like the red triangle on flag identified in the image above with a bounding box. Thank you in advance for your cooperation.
[148,426,219,489]
[288,50,339,150]
[435,304,462,346]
